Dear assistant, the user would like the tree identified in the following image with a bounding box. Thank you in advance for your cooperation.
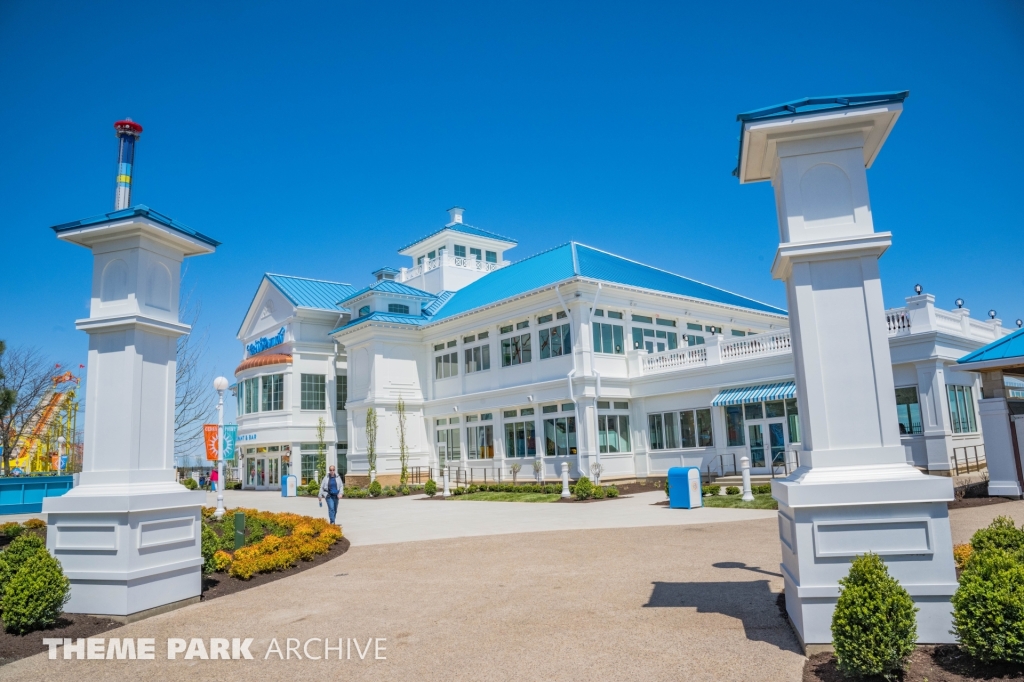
[365,407,378,482]
[396,397,409,486]
[315,417,327,481]
[0,344,71,476]
[510,462,522,485]
[174,284,216,465]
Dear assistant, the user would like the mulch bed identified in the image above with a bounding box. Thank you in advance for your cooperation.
[948,496,1011,510]
[611,479,667,495]
[0,533,350,667]
[804,646,1024,681]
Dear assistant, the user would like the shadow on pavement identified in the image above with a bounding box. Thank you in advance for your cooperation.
[643,579,800,653]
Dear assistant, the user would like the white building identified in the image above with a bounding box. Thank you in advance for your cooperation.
[234,208,1009,489]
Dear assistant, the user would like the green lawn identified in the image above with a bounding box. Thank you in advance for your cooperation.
[449,492,561,503]
[699,493,778,510]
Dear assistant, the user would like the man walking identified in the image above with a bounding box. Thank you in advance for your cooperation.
[318,464,343,525]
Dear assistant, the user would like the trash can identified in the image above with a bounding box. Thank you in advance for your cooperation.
[281,475,297,497]
[668,467,702,509]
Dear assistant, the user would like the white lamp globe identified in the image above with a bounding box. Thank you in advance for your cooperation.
[213,376,229,392]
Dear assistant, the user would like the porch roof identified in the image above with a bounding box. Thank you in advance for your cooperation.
[711,382,796,406]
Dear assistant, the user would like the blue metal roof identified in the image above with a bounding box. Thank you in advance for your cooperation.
[958,328,1024,365]
[50,204,221,247]
[332,310,429,333]
[711,382,796,406]
[736,91,910,123]
[338,279,436,305]
[399,223,517,252]
[426,242,786,323]
[422,290,456,316]
[265,274,358,311]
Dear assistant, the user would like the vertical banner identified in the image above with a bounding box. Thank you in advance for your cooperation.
[222,425,238,461]
[203,424,219,461]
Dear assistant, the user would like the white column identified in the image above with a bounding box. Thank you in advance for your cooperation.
[738,96,956,648]
[45,211,217,617]
[914,359,954,473]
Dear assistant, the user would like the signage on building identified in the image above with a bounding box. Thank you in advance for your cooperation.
[246,327,286,356]
[238,433,257,442]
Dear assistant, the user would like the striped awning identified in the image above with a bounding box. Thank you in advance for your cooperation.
[711,382,796,407]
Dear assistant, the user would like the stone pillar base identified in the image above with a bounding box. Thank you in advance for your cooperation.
[43,483,205,617]
[773,463,958,646]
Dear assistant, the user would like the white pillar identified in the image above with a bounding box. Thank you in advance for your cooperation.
[560,462,571,498]
[44,208,217,617]
[740,456,754,501]
[737,94,956,648]
[914,359,954,473]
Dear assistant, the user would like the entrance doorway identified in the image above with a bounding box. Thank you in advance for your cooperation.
[741,399,797,473]
[242,445,285,490]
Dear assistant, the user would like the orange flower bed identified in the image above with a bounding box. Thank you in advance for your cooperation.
[202,507,343,581]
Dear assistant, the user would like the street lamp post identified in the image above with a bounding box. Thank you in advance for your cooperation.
[213,376,230,519]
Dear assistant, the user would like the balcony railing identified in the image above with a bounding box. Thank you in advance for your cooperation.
[720,328,792,360]
[639,328,791,375]
[641,346,707,373]
[886,308,912,336]
[399,255,505,282]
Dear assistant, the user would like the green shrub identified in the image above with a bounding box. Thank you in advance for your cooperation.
[606,486,619,498]
[702,485,721,496]
[1,549,70,634]
[182,477,199,490]
[0,522,24,538]
[0,534,46,587]
[665,479,670,497]
[368,480,382,497]
[347,488,368,498]
[383,486,397,497]
[953,546,1024,664]
[226,480,242,490]
[726,486,740,495]
[399,485,410,496]
[425,479,437,497]
[305,480,320,496]
[574,476,594,501]
[451,487,464,496]
[970,516,1024,555]
[468,484,479,494]
[201,522,220,573]
[752,484,772,495]
[545,484,560,495]
[592,485,606,499]
[831,553,917,679]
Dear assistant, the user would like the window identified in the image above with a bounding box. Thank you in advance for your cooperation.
[614,401,629,410]
[428,250,436,260]
[593,309,604,317]
[504,421,537,457]
[485,251,497,263]
[516,320,529,330]
[607,311,623,320]
[336,375,347,411]
[947,385,978,434]
[466,424,494,459]
[388,303,410,314]
[454,245,466,258]
[726,405,744,446]
[470,247,482,260]
[593,323,625,354]
[437,426,461,462]
[786,398,800,443]
[464,343,491,373]
[538,314,553,324]
[686,334,705,346]
[435,352,459,379]
[300,443,320,484]
[647,413,679,450]
[686,323,703,331]
[261,374,283,411]
[239,376,261,415]
[500,325,513,334]
[300,374,325,410]
[543,416,577,456]
[463,335,475,344]
[358,306,370,317]
[501,334,532,366]
[705,325,722,334]
[598,415,631,453]
[632,314,653,324]
[894,387,921,435]
[731,330,747,337]
[447,340,457,348]
[632,324,677,352]
[678,409,713,448]
[542,405,558,414]
[540,323,572,359]
[562,403,574,411]
[478,331,489,339]
[417,256,424,266]
[656,318,676,327]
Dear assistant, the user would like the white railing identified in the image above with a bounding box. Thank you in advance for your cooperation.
[641,346,707,373]
[399,255,504,283]
[720,329,791,361]
[935,309,963,333]
[886,308,912,336]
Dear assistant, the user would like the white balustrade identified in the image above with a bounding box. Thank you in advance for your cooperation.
[641,346,707,373]
[719,329,791,360]
[934,309,963,333]
[885,308,912,335]
[399,254,503,282]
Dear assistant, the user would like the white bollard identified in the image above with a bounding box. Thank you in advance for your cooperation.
[740,456,754,501]
[442,470,451,498]
[560,462,571,499]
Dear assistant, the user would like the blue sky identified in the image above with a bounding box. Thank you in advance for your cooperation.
[2,1,1022,420]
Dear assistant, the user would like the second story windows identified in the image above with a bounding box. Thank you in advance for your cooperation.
[464,334,491,374]
[485,251,497,263]
[631,315,678,353]
[388,303,410,314]
[454,245,466,258]
[238,374,284,415]
[593,322,625,354]
[300,374,326,410]
[539,320,571,359]
[501,324,532,367]
[435,350,459,379]
[470,247,482,260]
[336,375,347,411]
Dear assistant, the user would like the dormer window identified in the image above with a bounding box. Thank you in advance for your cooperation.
[454,245,466,258]
[486,251,497,263]
[428,250,436,260]
[388,304,410,314]
[358,306,370,317]
[470,247,482,260]
[417,256,424,266]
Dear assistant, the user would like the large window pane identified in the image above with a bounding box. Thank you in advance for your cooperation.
[300,374,325,410]
[696,409,713,447]
[598,415,609,453]
[648,414,664,450]
[785,399,800,443]
[947,386,962,433]
[744,402,763,420]
[618,416,630,451]
[539,329,551,359]
[894,387,921,435]
[726,405,744,446]
[336,375,347,411]
[964,387,977,432]
[521,334,532,363]
[544,419,556,456]
[663,412,679,449]
[680,410,696,448]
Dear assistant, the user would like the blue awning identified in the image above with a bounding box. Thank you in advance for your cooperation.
[711,382,796,407]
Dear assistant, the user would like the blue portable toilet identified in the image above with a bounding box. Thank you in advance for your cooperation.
[667,467,702,509]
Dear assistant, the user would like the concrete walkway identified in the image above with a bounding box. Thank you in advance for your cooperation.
[200,489,778,546]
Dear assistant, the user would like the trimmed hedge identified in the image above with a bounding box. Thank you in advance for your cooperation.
[701,485,721,496]
[1,549,70,634]
[725,486,740,495]
[831,553,917,679]
[368,480,382,498]
[752,484,772,495]
[181,477,199,490]
[0,534,46,587]
[425,479,437,497]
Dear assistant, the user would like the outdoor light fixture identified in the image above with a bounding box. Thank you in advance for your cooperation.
[955,298,965,309]
[213,376,229,519]
[914,284,922,295]
[1017,319,1023,329]
[989,310,997,320]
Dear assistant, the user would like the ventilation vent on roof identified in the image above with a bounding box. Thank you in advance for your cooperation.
[447,206,464,225]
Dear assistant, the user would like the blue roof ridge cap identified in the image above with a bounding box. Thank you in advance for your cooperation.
[266,273,352,286]
[51,204,221,247]
[573,243,787,315]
